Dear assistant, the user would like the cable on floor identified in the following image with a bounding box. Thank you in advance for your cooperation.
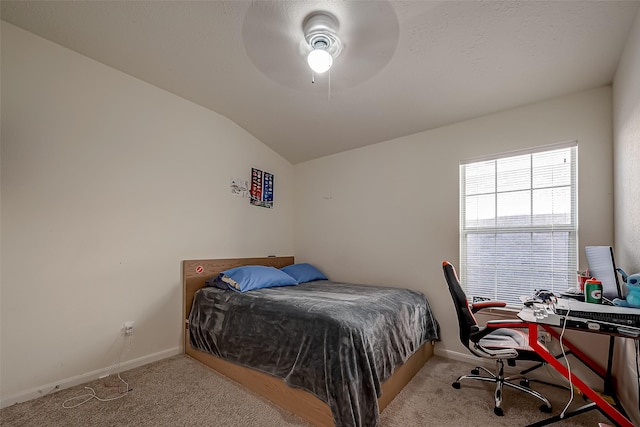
[558,308,574,418]
[62,333,133,408]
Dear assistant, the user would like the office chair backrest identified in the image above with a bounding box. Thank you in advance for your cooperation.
[443,261,478,349]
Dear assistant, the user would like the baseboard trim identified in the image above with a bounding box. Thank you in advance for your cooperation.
[434,347,483,364]
[0,347,181,409]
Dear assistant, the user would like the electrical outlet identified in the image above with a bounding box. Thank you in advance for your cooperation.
[123,321,134,336]
[538,331,551,344]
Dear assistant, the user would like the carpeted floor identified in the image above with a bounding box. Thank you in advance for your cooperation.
[0,354,611,426]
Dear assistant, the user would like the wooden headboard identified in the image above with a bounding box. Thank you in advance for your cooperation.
[182,256,294,349]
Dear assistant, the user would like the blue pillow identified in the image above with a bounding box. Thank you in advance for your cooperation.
[220,265,298,292]
[280,263,327,283]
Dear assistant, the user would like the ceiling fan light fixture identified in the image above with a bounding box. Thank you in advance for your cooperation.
[302,11,342,74]
[307,47,333,74]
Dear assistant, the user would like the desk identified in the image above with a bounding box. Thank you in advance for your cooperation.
[518,306,638,427]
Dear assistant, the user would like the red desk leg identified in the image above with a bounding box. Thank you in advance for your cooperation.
[526,323,633,427]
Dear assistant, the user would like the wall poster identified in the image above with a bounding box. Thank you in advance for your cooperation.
[230,177,249,198]
[250,168,274,208]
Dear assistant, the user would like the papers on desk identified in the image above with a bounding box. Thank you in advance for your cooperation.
[518,303,562,326]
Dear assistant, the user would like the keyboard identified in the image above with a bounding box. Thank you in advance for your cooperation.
[554,298,640,336]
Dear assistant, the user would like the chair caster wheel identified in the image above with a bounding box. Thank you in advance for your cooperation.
[520,379,530,387]
[471,368,480,375]
[452,382,461,389]
[540,404,552,413]
[494,407,504,416]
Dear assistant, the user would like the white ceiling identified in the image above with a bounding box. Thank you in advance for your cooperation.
[2,1,638,164]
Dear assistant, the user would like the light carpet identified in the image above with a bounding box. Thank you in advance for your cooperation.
[0,355,610,426]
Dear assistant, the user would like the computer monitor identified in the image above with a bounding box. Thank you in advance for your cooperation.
[585,246,623,301]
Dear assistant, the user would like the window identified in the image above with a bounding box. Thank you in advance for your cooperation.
[460,142,577,306]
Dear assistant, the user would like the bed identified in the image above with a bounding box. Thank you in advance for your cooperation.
[183,257,439,426]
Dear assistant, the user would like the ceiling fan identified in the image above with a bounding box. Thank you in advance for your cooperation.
[241,1,399,93]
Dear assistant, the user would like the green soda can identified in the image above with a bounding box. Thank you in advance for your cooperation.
[584,279,603,304]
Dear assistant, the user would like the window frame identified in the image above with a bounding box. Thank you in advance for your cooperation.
[459,141,578,307]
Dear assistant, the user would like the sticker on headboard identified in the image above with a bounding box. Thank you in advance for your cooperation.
[250,168,274,208]
[195,265,204,274]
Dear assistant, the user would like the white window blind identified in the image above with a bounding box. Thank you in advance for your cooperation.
[460,143,577,306]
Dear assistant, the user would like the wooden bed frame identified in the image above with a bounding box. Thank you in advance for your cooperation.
[183,257,434,426]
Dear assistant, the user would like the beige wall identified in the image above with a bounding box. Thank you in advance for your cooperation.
[2,10,637,421]
[294,86,615,383]
[0,22,294,406]
[613,8,640,426]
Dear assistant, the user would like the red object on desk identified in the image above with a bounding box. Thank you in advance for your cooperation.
[526,322,635,427]
[577,275,590,291]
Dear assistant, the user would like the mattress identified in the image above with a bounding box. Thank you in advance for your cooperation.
[188,280,439,427]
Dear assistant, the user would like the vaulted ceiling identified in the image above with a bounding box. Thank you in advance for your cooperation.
[2,1,638,164]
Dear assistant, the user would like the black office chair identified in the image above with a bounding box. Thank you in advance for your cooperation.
[442,261,552,416]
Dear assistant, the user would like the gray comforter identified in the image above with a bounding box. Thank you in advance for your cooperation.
[188,280,439,427]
